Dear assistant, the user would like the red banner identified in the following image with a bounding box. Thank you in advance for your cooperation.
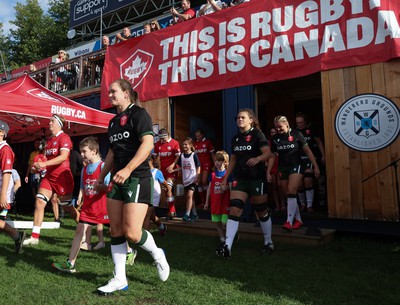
[101,0,400,108]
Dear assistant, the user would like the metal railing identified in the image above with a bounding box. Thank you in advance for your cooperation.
[29,49,106,94]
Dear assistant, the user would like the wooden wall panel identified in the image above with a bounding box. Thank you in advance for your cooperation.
[384,60,400,220]
[343,67,363,219]
[355,65,381,220]
[321,70,336,217]
[372,63,395,221]
[141,98,170,131]
[327,69,353,219]
[321,60,400,221]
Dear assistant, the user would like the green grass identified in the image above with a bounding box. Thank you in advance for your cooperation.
[0,215,399,305]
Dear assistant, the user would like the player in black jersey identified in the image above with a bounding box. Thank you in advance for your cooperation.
[217,109,274,258]
[295,112,326,212]
[268,115,320,232]
[96,79,169,295]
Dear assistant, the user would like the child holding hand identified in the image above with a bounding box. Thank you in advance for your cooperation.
[204,151,232,249]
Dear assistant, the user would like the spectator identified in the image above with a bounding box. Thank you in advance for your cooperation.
[102,35,110,48]
[115,27,132,43]
[143,23,151,35]
[0,119,26,253]
[230,0,250,6]
[198,0,223,16]
[170,0,196,24]
[55,50,72,92]
[29,64,37,73]
[150,19,161,31]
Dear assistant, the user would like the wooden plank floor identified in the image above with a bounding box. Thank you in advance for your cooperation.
[160,218,335,246]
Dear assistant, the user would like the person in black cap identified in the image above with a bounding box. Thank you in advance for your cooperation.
[0,119,26,253]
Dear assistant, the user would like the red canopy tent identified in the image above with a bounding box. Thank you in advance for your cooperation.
[0,74,113,143]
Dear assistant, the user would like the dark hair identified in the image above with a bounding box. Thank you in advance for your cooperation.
[238,108,261,130]
[183,137,195,152]
[195,128,204,135]
[112,79,138,104]
[295,112,309,124]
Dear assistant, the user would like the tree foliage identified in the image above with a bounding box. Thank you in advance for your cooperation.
[6,0,71,69]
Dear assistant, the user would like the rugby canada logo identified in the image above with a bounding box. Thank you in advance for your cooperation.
[335,94,400,152]
[120,49,154,89]
[27,89,63,103]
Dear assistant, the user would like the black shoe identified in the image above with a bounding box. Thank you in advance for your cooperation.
[55,218,63,226]
[261,242,274,255]
[0,215,11,221]
[215,242,225,256]
[15,231,26,254]
[222,244,231,259]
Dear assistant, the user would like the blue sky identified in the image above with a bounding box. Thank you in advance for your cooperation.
[0,0,49,35]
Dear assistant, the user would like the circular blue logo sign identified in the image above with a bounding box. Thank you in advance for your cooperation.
[335,94,400,152]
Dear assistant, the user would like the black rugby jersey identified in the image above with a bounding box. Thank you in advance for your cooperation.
[231,127,268,180]
[271,128,307,167]
[108,104,153,177]
[296,125,321,158]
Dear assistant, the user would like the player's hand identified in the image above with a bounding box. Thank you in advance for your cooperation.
[246,157,261,167]
[0,195,8,209]
[113,167,131,185]
[314,167,320,179]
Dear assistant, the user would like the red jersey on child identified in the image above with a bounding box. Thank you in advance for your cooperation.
[80,162,109,224]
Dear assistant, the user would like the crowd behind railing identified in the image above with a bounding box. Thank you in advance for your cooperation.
[11,0,250,94]
[28,49,105,94]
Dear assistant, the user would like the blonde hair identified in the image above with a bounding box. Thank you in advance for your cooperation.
[274,115,289,127]
[150,19,161,31]
[215,150,229,164]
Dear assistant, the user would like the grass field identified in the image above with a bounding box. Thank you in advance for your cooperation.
[0,215,399,305]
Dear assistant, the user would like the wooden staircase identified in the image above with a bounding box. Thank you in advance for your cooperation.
[161,218,335,246]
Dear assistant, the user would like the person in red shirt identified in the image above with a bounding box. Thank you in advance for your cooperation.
[153,128,180,220]
[24,114,79,246]
[0,120,26,253]
[170,0,196,24]
[194,128,215,207]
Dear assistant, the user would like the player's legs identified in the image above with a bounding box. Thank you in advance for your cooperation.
[23,187,52,244]
[286,173,304,227]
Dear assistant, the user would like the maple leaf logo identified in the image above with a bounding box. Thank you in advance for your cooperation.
[124,56,148,81]
[120,49,154,89]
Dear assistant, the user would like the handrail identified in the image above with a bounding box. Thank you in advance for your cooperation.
[29,49,107,95]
